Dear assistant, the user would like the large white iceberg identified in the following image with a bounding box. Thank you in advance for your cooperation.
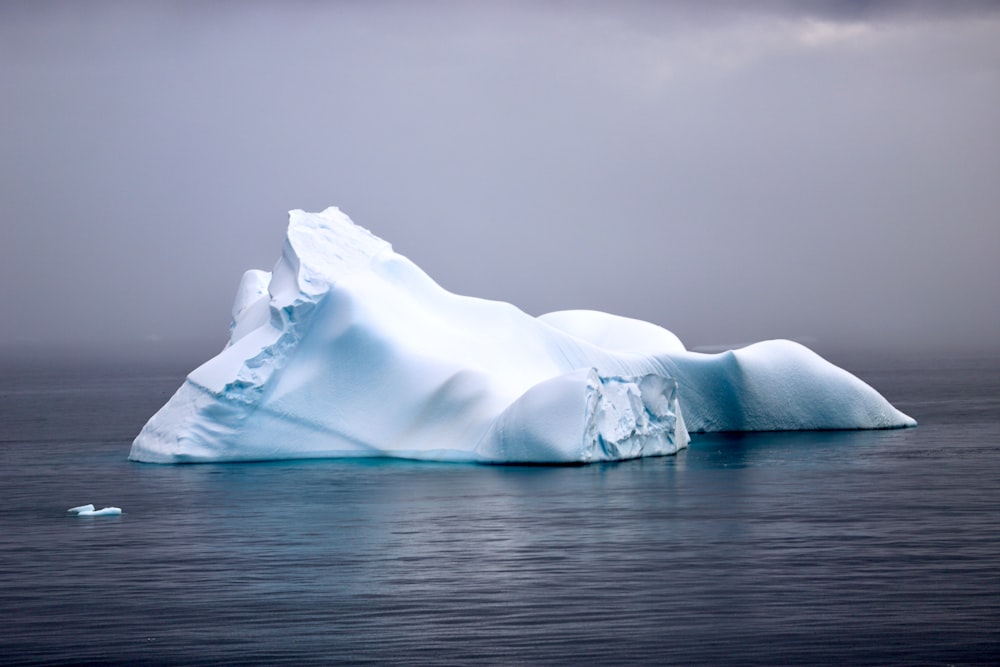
[130,207,914,464]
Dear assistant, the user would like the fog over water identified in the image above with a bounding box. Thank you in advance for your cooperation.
[2,1,999,354]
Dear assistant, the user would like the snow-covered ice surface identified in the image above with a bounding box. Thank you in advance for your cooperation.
[130,208,915,464]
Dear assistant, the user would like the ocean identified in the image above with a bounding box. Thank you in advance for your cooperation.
[1,348,998,665]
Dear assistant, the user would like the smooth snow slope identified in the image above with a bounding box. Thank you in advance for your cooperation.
[130,208,914,464]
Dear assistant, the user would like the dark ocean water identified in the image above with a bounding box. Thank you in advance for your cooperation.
[1,349,998,666]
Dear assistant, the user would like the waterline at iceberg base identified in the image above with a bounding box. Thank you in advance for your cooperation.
[130,208,915,464]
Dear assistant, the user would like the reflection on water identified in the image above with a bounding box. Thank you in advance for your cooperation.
[0,353,998,665]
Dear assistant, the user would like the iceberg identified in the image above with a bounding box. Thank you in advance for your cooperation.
[130,207,914,464]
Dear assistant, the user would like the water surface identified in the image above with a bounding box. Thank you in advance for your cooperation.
[1,350,997,665]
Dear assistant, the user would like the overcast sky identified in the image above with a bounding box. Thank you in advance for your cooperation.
[2,1,999,354]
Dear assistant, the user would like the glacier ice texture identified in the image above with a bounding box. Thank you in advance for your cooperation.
[130,207,915,464]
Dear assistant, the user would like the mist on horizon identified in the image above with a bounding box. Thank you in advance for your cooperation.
[2,1,999,355]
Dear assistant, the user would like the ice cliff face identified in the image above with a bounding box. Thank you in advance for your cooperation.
[130,207,914,464]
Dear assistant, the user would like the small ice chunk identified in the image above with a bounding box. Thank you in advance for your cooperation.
[67,504,95,514]
[74,507,122,516]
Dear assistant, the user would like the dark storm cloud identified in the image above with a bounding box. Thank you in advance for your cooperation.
[1,1,999,353]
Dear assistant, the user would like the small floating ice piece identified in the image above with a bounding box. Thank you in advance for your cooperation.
[69,505,122,516]
[79,507,122,516]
